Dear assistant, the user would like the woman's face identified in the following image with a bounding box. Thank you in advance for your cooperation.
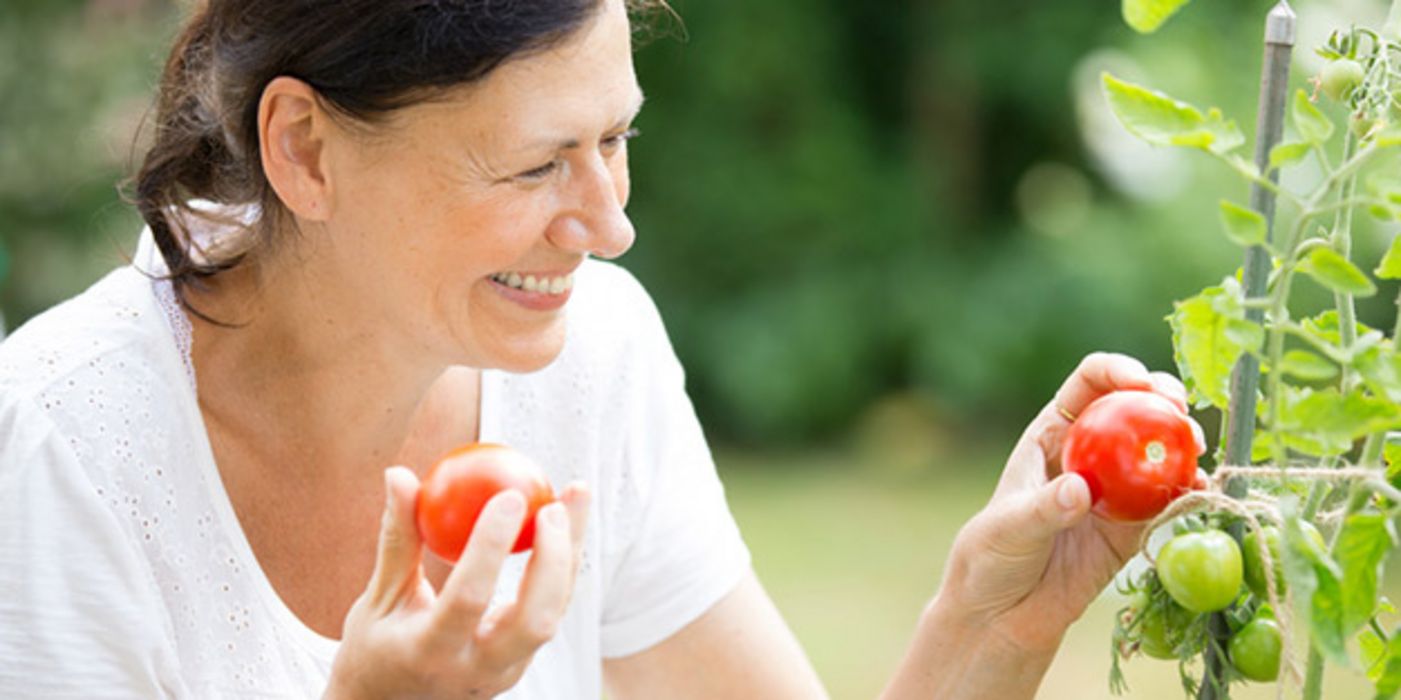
[317,0,640,373]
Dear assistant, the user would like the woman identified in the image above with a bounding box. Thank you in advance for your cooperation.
[0,0,1205,697]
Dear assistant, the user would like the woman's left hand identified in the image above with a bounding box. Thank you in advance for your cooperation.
[936,352,1208,656]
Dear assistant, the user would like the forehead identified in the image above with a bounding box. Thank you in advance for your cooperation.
[389,0,640,140]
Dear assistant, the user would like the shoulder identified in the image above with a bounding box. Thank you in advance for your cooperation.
[0,266,193,477]
[570,259,665,331]
[563,259,674,365]
[0,266,174,399]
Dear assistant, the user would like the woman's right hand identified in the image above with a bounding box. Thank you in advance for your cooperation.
[325,466,590,700]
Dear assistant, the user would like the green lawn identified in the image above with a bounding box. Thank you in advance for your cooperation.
[718,446,1381,700]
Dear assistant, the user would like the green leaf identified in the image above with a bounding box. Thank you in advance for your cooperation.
[1356,345,1401,403]
[1276,388,1401,455]
[1337,513,1393,634]
[1371,630,1401,699]
[1282,511,1349,664]
[1379,236,1401,280]
[1218,200,1266,247]
[1102,73,1245,154]
[1297,246,1378,297]
[1122,0,1192,33]
[1386,438,1401,499]
[1293,89,1336,144]
[1279,349,1338,381]
[1167,283,1260,409]
[1269,140,1313,169]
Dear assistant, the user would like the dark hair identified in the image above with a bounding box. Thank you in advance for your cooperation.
[131,0,657,321]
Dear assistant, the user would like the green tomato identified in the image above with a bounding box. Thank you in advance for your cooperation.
[1138,600,1197,660]
[1230,617,1283,682]
[1242,523,1325,601]
[1321,59,1365,102]
[1157,530,1243,613]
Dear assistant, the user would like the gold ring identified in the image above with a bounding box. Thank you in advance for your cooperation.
[1057,403,1077,423]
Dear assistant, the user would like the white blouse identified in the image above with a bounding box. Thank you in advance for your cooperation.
[0,231,750,698]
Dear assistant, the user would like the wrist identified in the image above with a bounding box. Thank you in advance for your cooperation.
[925,592,1063,662]
[880,595,1058,700]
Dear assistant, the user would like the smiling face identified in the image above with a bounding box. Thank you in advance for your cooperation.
[309,0,640,373]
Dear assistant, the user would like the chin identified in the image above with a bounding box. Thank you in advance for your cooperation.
[484,323,569,374]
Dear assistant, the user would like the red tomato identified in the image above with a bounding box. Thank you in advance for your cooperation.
[415,443,556,562]
[1062,390,1198,522]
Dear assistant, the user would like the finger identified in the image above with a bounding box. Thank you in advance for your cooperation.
[366,466,425,612]
[479,501,574,659]
[432,490,528,642]
[1189,417,1208,455]
[1148,372,1190,414]
[982,472,1095,558]
[1053,352,1153,419]
[560,482,591,565]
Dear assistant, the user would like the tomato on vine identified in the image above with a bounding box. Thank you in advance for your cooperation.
[1320,58,1365,102]
[1241,522,1325,600]
[1062,390,1200,522]
[416,443,556,563]
[1229,616,1283,682]
[1137,599,1198,660]
[1157,529,1243,613]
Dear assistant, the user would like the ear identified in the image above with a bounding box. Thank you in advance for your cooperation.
[258,76,334,222]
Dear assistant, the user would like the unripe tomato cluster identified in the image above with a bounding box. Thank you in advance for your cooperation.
[1115,517,1309,687]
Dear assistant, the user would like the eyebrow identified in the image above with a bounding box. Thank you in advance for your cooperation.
[521,88,647,152]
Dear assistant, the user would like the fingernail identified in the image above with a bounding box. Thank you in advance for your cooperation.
[1057,476,1081,510]
[541,502,567,530]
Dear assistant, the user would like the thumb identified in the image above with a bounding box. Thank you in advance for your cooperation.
[366,466,424,611]
[986,473,1092,556]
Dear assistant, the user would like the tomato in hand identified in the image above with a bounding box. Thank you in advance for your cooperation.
[1242,522,1325,600]
[416,443,556,563]
[1229,616,1283,682]
[1157,529,1243,613]
[1062,390,1199,522]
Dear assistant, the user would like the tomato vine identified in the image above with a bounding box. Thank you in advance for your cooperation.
[1104,0,1401,698]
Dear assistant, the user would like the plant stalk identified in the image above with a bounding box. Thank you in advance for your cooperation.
[1204,4,1296,699]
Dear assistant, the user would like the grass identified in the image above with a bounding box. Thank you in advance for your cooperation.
[718,445,1385,700]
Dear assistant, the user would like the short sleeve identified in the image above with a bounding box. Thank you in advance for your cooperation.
[598,276,751,658]
[0,396,187,698]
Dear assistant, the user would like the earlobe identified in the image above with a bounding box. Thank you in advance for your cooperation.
[258,76,333,222]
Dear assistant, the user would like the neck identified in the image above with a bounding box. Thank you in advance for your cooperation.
[186,256,454,479]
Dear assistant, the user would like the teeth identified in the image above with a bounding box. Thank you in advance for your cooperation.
[490,271,575,295]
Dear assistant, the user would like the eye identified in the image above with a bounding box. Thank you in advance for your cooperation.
[601,127,641,152]
[514,160,560,181]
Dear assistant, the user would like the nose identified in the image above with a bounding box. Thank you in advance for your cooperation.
[547,156,635,260]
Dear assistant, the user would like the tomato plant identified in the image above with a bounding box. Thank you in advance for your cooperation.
[416,443,556,562]
[1063,390,1199,522]
[1157,530,1244,613]
[1103,2,1401,698]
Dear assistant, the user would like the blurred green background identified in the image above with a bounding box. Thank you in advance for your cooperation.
[2,0,1399,697]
